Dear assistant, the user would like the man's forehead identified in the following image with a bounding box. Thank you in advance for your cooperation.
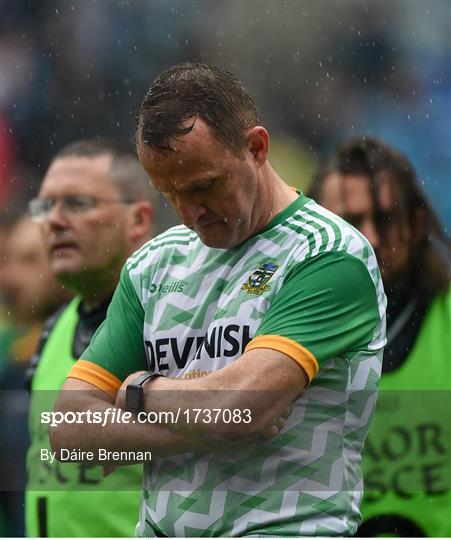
[344,172,400,211]
[48,154,112,173]
[322,172,398,212]
[319,172,360,214]
[139,136,234,192]
[41,154,114,192]
[374,171,398,209]
[148,163,222,194]
[139,118,234,164]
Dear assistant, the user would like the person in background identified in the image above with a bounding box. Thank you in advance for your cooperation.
[51,63,385,537]
[25,139,156,537]
[1,214,72,375]
[0,212,72,536]
[310,136,450,537]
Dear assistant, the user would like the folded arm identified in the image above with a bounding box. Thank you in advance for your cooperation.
[50,347,306,463]
[133,347,307,440]
[50,377,234,464]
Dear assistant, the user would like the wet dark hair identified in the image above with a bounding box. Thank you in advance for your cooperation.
[136,62,261,155]
[310,136,449,299]
[53,139,156,205]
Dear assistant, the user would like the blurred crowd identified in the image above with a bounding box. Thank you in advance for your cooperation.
[0,0,449,537]
[1,1,449,225]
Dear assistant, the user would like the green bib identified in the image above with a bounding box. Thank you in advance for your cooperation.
[360,289,451,536]
[26,298,142,537]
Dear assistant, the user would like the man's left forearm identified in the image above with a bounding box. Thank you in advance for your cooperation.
[134,348,306,440]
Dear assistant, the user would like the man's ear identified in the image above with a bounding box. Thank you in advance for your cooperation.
[246,126,270,167]
[128,202,154,247]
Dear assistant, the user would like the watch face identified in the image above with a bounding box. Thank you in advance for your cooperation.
[126,385,141,412]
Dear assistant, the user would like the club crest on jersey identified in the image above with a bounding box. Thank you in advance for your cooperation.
[241,262,279,295]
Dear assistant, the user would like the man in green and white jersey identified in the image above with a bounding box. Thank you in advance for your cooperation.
[52,63,386,536]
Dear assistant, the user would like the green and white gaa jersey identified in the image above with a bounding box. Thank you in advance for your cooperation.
[72,193,386,537]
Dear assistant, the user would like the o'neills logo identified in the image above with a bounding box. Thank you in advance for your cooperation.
[149,280,186,294]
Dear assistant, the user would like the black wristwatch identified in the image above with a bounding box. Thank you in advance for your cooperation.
[125,372,162,414]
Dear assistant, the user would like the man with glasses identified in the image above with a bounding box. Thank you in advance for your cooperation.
[25,139,156,537]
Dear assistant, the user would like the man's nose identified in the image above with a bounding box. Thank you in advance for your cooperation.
[175,196,207,228]
[361,220,380,250]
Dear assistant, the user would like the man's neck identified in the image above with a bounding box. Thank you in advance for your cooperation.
[256,165,299,230]
[61,271,120,311]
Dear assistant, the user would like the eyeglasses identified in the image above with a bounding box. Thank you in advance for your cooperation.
[29,195,136,222]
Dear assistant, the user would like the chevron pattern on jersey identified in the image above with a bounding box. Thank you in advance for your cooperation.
[139,351,380,536]
[124,194,385,536]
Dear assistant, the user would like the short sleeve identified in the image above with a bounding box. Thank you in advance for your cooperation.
[246,251,381,381]
[68,265,147,396]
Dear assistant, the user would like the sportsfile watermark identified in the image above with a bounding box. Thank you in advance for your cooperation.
[39,407,252,467]
[1,389,449,492]
[41,407,253,428]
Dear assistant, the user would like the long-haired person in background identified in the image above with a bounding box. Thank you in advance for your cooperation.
[310,136,450,537]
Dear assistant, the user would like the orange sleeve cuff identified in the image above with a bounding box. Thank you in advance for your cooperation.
[68,360,122,400]
[245,335,319,382]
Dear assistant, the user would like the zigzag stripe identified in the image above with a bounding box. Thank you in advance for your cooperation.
[127,225,192,262]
